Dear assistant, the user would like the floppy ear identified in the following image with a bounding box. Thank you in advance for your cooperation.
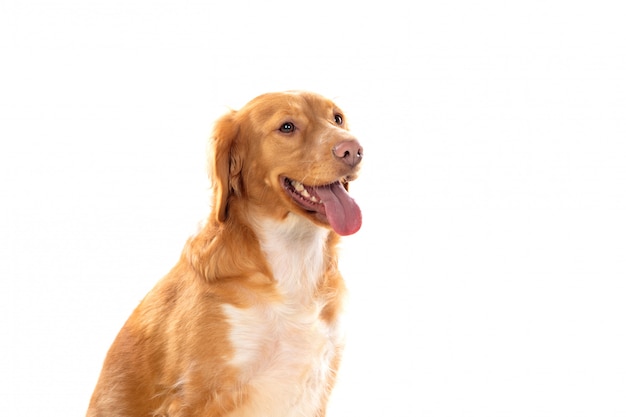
[210,110,242,223]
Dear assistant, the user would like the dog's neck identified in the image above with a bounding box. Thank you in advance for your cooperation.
[251,212,331,304]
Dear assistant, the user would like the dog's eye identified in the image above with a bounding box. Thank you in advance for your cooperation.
[279,122,295,133]
[334,114,344,125]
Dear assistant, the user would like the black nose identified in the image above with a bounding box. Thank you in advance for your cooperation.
[332,140,363,167]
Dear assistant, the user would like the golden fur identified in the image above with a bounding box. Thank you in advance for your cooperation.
[87,91,363,417]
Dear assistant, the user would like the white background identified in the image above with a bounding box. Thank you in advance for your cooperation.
[1,1,625,416]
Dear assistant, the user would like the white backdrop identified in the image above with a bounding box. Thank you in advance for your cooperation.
[1,1,625,416]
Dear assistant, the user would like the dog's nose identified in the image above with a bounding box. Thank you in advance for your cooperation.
[332,140,363,167]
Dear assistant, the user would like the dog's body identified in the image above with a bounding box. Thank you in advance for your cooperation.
[87,91,363,417]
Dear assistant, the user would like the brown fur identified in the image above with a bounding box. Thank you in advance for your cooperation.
[87,91,362,417]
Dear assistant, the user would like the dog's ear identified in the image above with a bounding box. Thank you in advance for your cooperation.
[210,110,243,223]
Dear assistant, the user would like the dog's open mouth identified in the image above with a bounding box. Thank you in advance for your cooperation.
[281,177,362,236]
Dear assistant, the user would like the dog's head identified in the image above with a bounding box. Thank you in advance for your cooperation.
[209,91,363,236]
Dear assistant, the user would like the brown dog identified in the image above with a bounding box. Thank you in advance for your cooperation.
[87,91,363,416]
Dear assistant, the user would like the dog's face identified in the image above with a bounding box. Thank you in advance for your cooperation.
[211,91,363,236]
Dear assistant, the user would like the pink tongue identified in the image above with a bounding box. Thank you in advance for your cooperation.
[314,182,362,236]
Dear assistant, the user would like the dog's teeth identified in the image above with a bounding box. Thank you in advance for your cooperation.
[288,179,321,203]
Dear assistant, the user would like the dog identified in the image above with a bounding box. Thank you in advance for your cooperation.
[87,91,363,417]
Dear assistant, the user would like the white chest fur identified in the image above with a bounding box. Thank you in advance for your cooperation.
[222,214,343,417]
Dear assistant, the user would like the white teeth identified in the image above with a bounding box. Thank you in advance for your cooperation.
[289,179,321,203]
[292,180,305,192]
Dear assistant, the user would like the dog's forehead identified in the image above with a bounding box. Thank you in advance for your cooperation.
[244,92,340,122]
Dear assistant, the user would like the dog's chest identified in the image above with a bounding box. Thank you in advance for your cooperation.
[223,302,341,416]
[222,215,342,416]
